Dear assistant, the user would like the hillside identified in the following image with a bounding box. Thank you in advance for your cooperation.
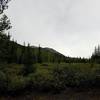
[0,32,89,64]
[0,33,67,64]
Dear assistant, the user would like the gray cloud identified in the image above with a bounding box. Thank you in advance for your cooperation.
[5,0,100,57]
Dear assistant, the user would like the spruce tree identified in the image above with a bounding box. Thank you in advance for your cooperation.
[23,43,34,75]
[0,15,11,63]
[0,0,11,63]
[0,0,11,14]
[38,44,42,63]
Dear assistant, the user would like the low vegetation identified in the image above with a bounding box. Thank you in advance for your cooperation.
[1,0,100,96]
[0,63,100,95]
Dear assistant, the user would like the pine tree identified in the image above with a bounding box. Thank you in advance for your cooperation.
[0,0,11,14]
[91,45,100,63]
[38,44,42,63]
[0,14,11,33]
[23,43,34,75]
[0,15,11,63]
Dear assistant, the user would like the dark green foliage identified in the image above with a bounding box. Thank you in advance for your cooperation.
[0,0,11,14]
[7,75,27,92]
[22,44,35,75]
[0,63,100,94]
[1,0,100,95]
[0,14,12,32]
[0,33,10,62]
[0,14,12,63]
[0,71,7,92]
[23,43,33,65]
[91,45,100,63]
[37,45,42,63]
[50,65,66,91]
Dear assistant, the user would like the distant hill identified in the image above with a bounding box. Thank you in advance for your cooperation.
[30,45,66,63]
[44,47,61,54]
[31,46,65,56]
[0,32,89,64]
[30,46,89,63]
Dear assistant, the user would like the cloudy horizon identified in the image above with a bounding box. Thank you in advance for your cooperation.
[4,0,100,58]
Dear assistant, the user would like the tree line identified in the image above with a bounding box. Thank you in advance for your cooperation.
[0,0,98,67]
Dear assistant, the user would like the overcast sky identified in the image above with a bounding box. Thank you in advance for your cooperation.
[5,0,100,58]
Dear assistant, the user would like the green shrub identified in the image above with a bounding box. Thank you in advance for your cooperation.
[22,64,36,76]
[0,71,7,92]
[50,65,66,91]
[7,75,27,92]
[28,69,53,91]
[0,63,100,94]
[28,64,67,92]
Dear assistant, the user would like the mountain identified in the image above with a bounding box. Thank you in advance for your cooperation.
[44,47,61,54]
[0,33,67,64]
[0,32,89,64]
[30,46,66,63]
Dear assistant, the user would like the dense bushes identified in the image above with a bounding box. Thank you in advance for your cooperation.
[28,70,53,91]
[28,65,66,92]
[0,63,100,94]
[28,63,100,91]
[7,76,27,92]
[0,71,7,92]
